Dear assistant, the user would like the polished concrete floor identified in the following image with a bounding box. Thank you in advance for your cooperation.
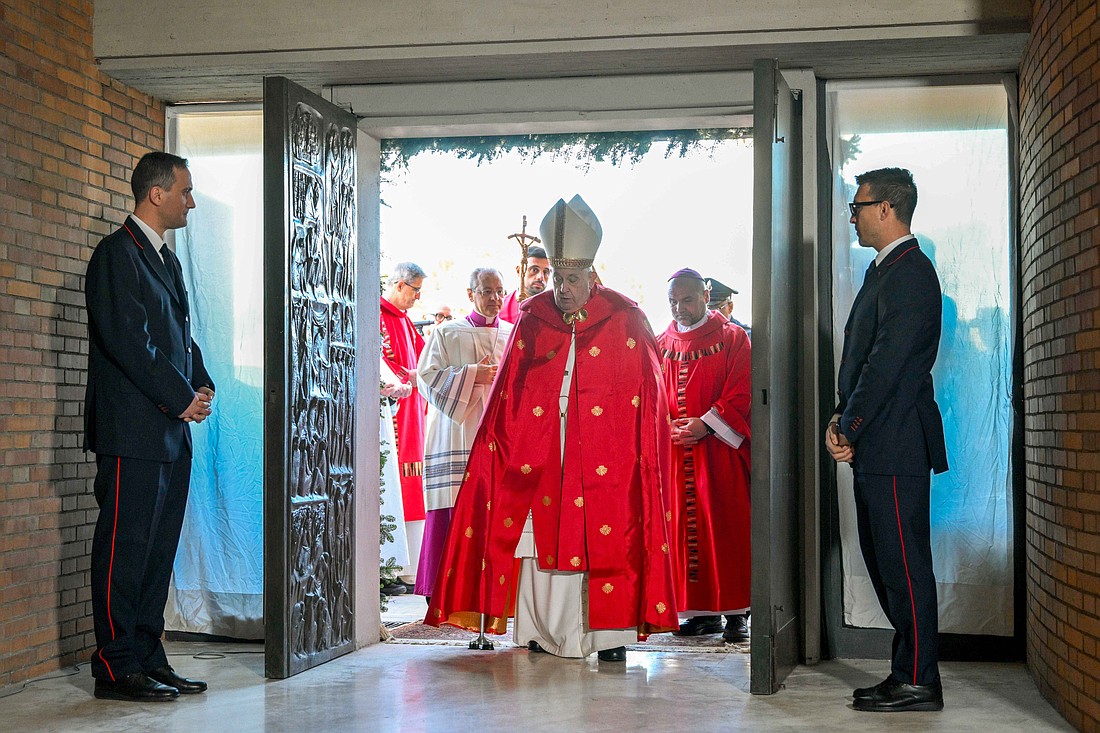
[0,631,1074,733]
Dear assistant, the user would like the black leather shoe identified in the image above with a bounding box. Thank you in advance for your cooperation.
[853,678,943,712]
[381,580,407,596]
[723,614,750,642]
[527,640,547,653]
[673,615,724,637]
[597,646,626,662]
[94,672,179,702]
[146,666,208,694]
[853,675,894,700]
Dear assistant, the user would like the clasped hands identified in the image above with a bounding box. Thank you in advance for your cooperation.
[180,386,215,423]
[380,381,413,399]
[824,416,854,464]
[671,417,708,447]
[473,353,498,385]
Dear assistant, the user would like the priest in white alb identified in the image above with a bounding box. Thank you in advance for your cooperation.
[413,267,513,598]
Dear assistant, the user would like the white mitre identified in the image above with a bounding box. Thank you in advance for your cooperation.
[539,194,603,269]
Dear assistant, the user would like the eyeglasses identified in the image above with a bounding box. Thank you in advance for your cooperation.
[433,313,453,321]
[400,280,422,293]
[848,200,886,216]
[472,288,506,298]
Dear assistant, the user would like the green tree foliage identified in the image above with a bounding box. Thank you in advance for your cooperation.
[381,129,753,173]
[379,418,402,612]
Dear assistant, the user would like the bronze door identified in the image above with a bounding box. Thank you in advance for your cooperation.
[263,76,359,678]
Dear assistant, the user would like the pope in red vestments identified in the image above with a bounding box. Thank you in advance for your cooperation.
[426,197,679,654]
[658,270,752,633]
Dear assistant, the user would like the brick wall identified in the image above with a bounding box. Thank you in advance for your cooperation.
[0,0,165,686]
[1019,1,1100,730]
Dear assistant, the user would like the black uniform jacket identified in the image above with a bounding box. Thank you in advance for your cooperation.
[836,237,949,477]
[84,216,214,462]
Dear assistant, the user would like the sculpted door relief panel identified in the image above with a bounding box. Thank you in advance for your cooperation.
[286,101,357,661]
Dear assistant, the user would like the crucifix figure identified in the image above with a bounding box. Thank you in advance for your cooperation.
[507,215,542,302]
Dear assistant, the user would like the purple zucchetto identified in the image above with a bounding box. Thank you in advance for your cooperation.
[668,268,705,282]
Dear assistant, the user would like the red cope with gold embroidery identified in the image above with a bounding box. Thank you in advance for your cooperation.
[425,286,680,635]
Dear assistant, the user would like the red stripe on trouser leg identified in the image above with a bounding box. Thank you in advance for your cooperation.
[97,648,115,682]
[892,475,919,685]
[100,457,122,677]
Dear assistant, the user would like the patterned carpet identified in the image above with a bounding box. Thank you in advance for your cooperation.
[387,621,749,654]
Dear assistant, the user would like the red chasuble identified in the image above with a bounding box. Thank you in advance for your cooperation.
[426,286,680,636]
[380,296,426,522]
[657,311,752,612]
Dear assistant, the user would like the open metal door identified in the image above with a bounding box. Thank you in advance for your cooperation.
[264,76,359,678]
[750,59,803,694]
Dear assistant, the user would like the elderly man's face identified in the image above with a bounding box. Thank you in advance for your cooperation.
[523,257,550,295]
[551,265,596,314]
[391,276,423,312]
[468,271,505,319]
[668,277,709,327]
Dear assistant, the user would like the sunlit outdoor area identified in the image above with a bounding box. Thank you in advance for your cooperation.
[379,134,754,333]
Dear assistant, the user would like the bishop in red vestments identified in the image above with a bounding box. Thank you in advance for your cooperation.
[426,196,679,661]
[658,269,752,642]
[380,263,428,583]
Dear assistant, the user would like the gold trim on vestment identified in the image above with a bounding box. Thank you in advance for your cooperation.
[550,257,594,269]
[660,341,725,362]
[444,611,509,635]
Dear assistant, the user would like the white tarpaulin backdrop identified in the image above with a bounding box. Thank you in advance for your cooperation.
[828,83,1014,636]
[164,110,265,638]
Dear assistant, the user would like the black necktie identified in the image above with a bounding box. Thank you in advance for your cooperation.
[160,244,186,302]
[864,259,877,282]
